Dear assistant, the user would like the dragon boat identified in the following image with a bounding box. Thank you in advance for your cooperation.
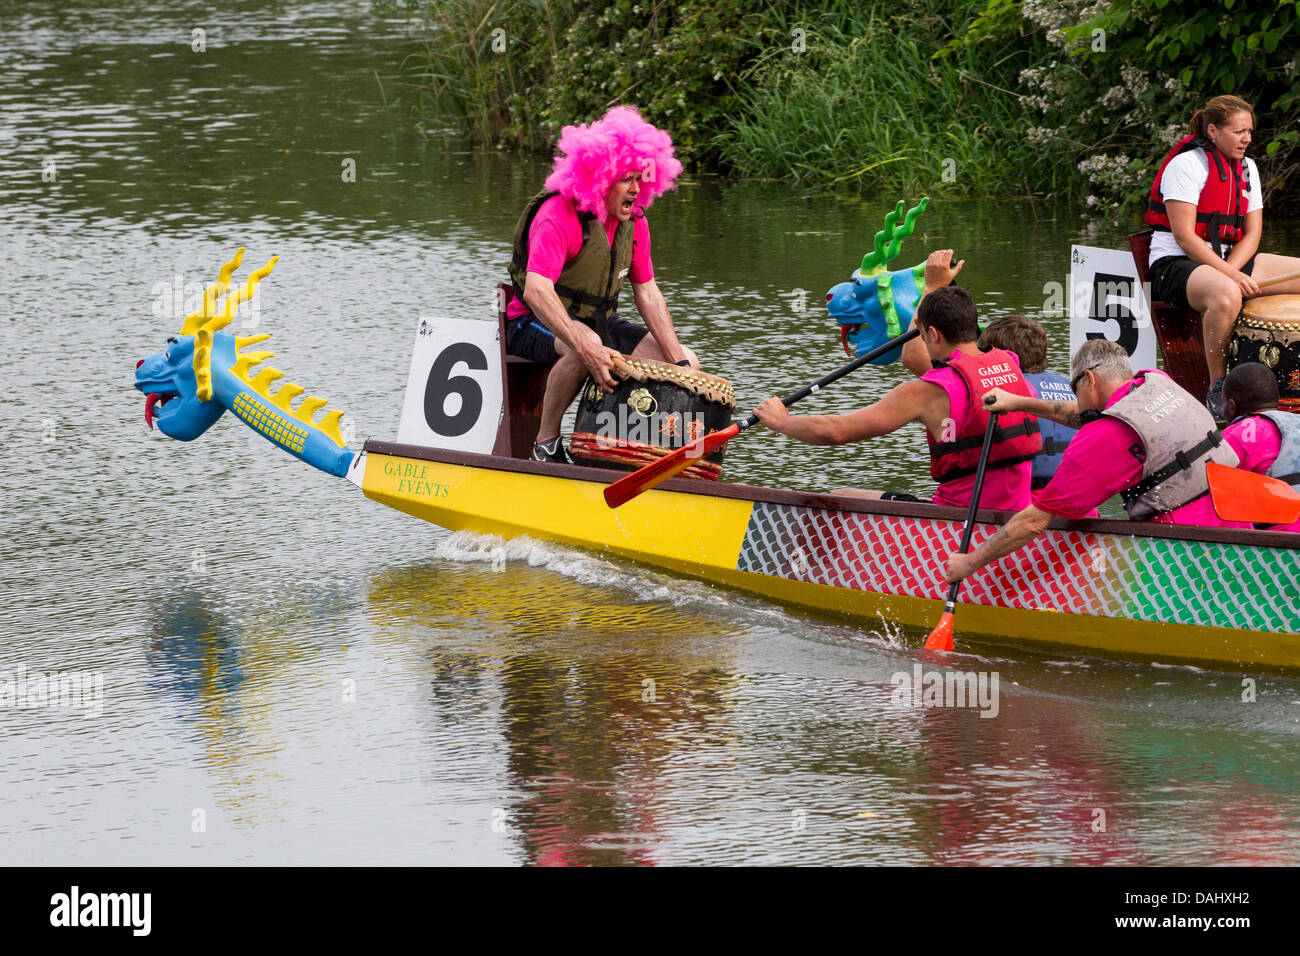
[134,235,1300,674]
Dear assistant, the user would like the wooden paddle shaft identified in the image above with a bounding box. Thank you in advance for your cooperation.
[1253,268,1300,292]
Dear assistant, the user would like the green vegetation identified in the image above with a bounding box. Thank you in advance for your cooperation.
[412,0,1300,216]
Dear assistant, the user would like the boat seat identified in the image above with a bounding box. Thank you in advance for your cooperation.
[1128,231,1211,402]
[493,282,554,458]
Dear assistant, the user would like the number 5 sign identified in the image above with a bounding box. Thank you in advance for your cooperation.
[1068,245,1157,370]
[397,316,503,452]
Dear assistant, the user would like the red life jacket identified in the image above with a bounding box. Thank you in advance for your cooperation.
[1144,134,1249,256]
[927,348,1043,484]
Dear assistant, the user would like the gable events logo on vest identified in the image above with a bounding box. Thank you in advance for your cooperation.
[49,886,151,936]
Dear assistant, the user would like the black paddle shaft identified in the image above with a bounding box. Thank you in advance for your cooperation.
[943,410,1000,606]
[735,327,921,436]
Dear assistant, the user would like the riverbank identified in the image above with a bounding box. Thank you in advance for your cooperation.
[415,0,1300,217]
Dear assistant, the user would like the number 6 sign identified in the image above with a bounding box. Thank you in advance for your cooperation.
[397,316,503,452]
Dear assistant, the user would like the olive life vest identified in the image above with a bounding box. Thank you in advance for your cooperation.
[1242,410,1300,487]
[1144,134,1249,258]
[1025,371,1079,489]
[927,348,1043,485]
[508,190,637,345]
[1101,370,1240,519]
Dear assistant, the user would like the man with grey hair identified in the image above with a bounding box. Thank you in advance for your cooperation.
[944,338,1241,584]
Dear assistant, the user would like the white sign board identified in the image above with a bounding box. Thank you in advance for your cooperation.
[1068,245,1157,371]
[397,316,503,453]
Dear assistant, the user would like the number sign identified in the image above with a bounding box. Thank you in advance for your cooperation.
[1068,245,1157,371]
[397,316,502,452]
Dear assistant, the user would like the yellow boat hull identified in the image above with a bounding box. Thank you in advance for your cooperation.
[362,442,1300,672]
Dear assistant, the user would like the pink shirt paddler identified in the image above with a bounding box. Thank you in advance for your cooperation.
[1222,416,1300,533]
[507,194,654,321]
[1033,374,1247,528]
[921,352,1033,511]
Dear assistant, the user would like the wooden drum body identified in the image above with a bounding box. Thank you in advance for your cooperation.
[570,357,736,479]
[1230,295,1300,413]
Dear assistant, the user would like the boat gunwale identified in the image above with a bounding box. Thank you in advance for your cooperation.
[362,439,1300,551]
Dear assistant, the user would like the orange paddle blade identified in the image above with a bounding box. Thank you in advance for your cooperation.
[924,611,955,651]
[604,423,741,509]
[1207,461,1300,525]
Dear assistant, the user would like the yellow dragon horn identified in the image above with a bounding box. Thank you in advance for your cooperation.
[181,247,244,334]
[202,256,279,334]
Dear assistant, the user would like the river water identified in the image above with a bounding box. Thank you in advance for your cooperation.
[2,0,1298,866]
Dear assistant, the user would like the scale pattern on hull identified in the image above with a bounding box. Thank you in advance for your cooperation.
[736,503,1300,633]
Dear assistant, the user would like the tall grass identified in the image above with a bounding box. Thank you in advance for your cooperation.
[413,0,1066,197]
[717,0,1060,197]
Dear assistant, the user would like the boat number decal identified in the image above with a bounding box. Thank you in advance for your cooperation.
[424,342,487,437]
[397,317,503,454]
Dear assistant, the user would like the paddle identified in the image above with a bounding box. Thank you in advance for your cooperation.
[1206,460,1300,525]
[603,327,922,508]
[923,410,1001,652]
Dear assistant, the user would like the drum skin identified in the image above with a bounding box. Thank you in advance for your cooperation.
[571,357,736,479]
[1231,295,1300,414]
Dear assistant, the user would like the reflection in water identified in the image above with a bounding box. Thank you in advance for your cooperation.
[367,559,748,865]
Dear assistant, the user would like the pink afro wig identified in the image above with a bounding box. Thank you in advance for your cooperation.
[544,105,683,223]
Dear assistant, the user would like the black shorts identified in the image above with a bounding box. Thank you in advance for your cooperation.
[1149,253,1256,309]
[880,491,933,504]
[504,312,650,364]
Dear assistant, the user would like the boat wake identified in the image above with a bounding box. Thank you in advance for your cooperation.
[432,530,904,650]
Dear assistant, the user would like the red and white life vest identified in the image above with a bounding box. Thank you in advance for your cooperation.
[1144,134,1249,256]
[927,349,1043,484]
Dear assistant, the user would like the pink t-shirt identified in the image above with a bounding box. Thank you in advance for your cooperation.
[1033,374,1248,528]
[506,194,654,320]
[1223,415,1300,533]
[920,351,1033,511]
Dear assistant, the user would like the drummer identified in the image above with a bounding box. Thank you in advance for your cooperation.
[1219,362,1300,532]
[753,252,1042,510]
[506,105,699,464]
[1145,94,1300,418]
[943,339,1243,585]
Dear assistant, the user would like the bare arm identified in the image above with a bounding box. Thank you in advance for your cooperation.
[523,272,620,389]
[1167,201,1260,296]
[631,278,688,365]
[900,249,965,377]
[983,387,1084,428]
[752,379,938,445]
[944,504,1053,583]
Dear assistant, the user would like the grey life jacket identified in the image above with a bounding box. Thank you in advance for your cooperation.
[1253,410,1300,487]
[1102,370,1240,518]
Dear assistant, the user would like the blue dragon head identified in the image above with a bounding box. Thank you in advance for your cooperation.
[135,334,226,441]
[827,197,929,364]
[133,249,355,478]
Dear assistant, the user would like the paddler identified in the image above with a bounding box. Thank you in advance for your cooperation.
[506,105,699,463]
[944,339,1244,585]
[1145,94,1300,418]
[1219,361,1300,532]
[752,251,1042,509]
[976,315,1078,491]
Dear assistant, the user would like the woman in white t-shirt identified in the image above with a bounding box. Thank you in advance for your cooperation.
[1145,94,1300,417]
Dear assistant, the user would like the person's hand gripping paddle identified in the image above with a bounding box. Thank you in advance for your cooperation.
[603,327,921,508]
[924,408,1001,652]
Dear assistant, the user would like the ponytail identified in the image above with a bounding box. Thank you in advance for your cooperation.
[1191,95,1254,136]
